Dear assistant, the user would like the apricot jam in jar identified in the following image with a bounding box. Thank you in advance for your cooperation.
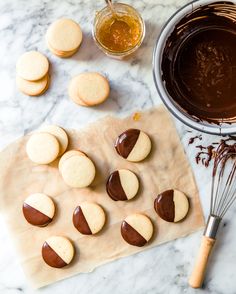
[93,3,145,58]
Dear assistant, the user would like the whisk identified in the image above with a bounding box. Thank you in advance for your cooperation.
[189,141,236,288]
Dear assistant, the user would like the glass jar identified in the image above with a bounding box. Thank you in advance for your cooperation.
[93,2,145,58]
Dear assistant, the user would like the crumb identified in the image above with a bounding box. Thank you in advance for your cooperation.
[133,112,141,121]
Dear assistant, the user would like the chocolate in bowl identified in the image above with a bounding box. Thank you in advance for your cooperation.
[153,1,236,135]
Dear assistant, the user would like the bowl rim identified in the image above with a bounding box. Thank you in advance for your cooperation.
[152,0,236,135]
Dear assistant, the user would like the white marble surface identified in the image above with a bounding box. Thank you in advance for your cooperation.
[0,0,236,293]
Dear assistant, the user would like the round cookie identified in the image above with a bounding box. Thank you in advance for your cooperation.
[68,72,110,106]
[22,193,55,227]
[42,236,74,268]
[106,169,139,201]
[16,74,49,96]
[154,189,189,223]
[26,132,59,164]
[46,18,82,53]
[58,150,86,172]
[40,125,68,156]
[60,155,96,188]
[115,129,152,162]
[16,51,49,81]
[73,202,106,235]
[121,213,153,247]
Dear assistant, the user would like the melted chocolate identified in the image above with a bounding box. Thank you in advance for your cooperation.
[73,206,92,235]
[106,171,127,201]
[154,190,175,222]
[22,203,52,227]
[162,2,236,123]
[115,129,140,159]
[121,221,147,247]
[42,242,67,268]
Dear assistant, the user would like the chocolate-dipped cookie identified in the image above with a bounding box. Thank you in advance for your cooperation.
[42,236,74,268]
[115,129,151,162]
[73,202,106,235]
[22,193,55,227]
[106,169,139,201]
[154,189,189,222]
[121,213,153,247]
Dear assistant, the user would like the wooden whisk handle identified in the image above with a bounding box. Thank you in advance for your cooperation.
[189,236,215,288]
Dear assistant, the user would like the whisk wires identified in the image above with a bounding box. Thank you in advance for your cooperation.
[210,142,236,218]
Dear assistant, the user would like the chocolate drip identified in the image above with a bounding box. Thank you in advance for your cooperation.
[162,2,236,123]
[188,135,202,145]
[73,206,92,235]
[42,242,67,268]
[22,203,52,226]
[121,221,147,247]
[154,190,175,222]
[106,171,127,201]
[195,145,215,167]
[115,129,140,158]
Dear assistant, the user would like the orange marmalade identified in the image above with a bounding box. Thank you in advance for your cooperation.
[96,14,142,52]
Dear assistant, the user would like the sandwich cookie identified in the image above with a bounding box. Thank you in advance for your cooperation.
[121,213,154,247]
[22,193,55,227]
[26,132,59,164]
[73,202,106,235]
[115,129,152,162]
[154,189,189,222]
[68,72,110,106]
[16,51,49,81]
[40,125,68,156]
[60,154,96,188]
[16,74,49,96]
[46,18,82,57]
[106,169,139,201]
[58,150,86,172]
[42,236,74,268]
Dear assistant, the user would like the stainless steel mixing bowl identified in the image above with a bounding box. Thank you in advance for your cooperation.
[153,0,236,135]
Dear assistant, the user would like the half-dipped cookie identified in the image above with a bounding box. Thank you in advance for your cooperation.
[121,213,153,247]
[154,189,189,223]
[73,202,106,235]
[106,169,139,201]
[115,129,151,162]
[42,236,74,268]
[22,193,55,227]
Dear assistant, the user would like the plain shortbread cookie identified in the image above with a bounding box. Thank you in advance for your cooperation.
[26,132,59,164]
[60,154,96,188]
[68,72,110,106]
[46,18,82,53]
[16,51,49,81]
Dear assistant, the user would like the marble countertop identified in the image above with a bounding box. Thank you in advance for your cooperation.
[0,0,235,293]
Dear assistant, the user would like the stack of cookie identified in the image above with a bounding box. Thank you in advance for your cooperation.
[26,125,68,164]
[46,18,83,58]
[68,72,110,106]
[16,51,50,96]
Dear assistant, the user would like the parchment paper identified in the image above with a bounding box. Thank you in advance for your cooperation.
[0,106,204,288]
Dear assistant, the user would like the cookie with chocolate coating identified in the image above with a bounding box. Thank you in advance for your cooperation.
[121,213,153,247]
[42,236,74,268]
[154,189,189,222]
[73,202,106,235]
[106,169,139,201]
[22,193,55,227]
[115,129,151,162]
